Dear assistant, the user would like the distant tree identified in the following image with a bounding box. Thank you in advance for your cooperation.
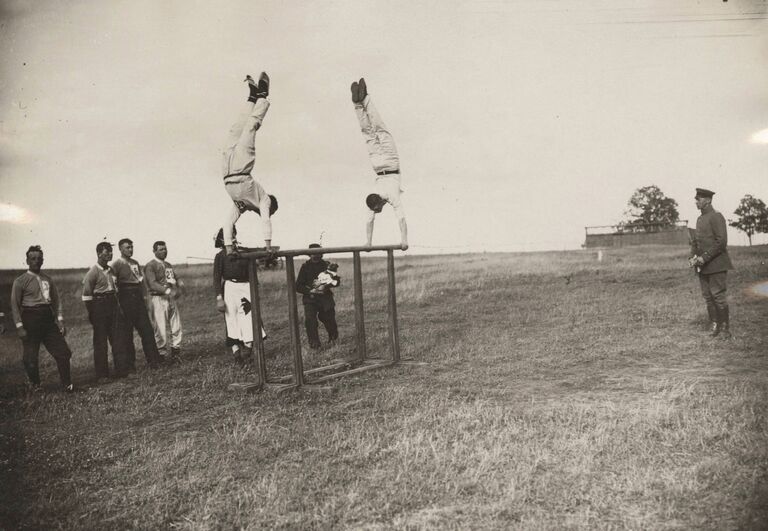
[729,194,768,246]
[621,185,680,232]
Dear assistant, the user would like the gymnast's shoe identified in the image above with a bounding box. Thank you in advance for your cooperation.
[257,72,269,98]
[358,77,367,100]
[246,72,269,102]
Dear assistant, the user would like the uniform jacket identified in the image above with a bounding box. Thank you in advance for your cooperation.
[691,205,734,274]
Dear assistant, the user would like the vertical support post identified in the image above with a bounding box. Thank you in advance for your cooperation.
[284,256,305,386]
[248,259,267,387]
[353,251,366,363]
[386,250,401,363]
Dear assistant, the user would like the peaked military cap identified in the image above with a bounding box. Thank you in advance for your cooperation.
[695,188,715,198]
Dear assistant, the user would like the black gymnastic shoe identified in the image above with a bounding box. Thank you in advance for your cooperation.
[358,77,367,100]
[257,72,269,98]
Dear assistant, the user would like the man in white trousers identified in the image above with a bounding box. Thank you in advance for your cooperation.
[144,241,184,363]
[222,72,278,256]
[212,228,267,365]
[351,77,408,249]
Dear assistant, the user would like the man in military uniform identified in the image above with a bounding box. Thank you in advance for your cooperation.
[689,188,734,338]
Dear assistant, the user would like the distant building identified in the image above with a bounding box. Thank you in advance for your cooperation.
[584,221,691,248]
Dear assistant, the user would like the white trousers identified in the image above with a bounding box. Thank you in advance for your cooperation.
[149,296,182,351]
[355,96,400,174]
[222,98,270,177]
[224,281,266,344]
[222,98,272,246]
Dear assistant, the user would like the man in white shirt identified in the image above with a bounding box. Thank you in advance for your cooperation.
[351,77,408,249]
[221,72,278,256]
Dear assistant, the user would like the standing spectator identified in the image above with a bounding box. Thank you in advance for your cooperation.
[145,241,184,363]
[0,296,6,335]
[111,238,164,368]
[689,188,734,338]
[82,241,127,381]
[296,243,340,349]
[10,245,74,392]
[212,227,266,365]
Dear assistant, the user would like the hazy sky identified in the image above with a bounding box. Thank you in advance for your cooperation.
[1,0,766,268]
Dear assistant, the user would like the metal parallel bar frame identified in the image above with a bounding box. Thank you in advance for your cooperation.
[386,250,401,363]
[248,261,267,386]
[353,251,366,363]
[284,256,305,387]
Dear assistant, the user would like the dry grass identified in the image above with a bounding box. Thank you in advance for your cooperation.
[1,245,767,529]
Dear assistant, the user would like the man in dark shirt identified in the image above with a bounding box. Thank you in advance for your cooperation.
[689,188,734,338]
[212,227,265,364]
[111,238,164,368]
[82,241,128,380]
[296,243,340,349]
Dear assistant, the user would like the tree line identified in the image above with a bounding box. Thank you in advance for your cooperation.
[619,185,768,245]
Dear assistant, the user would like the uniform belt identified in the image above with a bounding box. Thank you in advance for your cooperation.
[118,283,142,290]
[92,292,117,298]
[22,304,52,309]
[223,172,250,180]
[376,169,400,176]
[225,278,248,283]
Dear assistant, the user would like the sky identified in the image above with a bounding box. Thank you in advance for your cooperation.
[1,0,766,268]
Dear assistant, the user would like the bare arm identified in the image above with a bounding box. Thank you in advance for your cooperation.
[399,218,408,249]
[366,218,375,247]
[223,205,242,252]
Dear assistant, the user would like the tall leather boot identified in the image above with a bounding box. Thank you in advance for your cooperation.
[719,306,732,340]
[706,303,717,333]
[710,307,722,338]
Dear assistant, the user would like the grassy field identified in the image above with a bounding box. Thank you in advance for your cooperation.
[1,245,767,530]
